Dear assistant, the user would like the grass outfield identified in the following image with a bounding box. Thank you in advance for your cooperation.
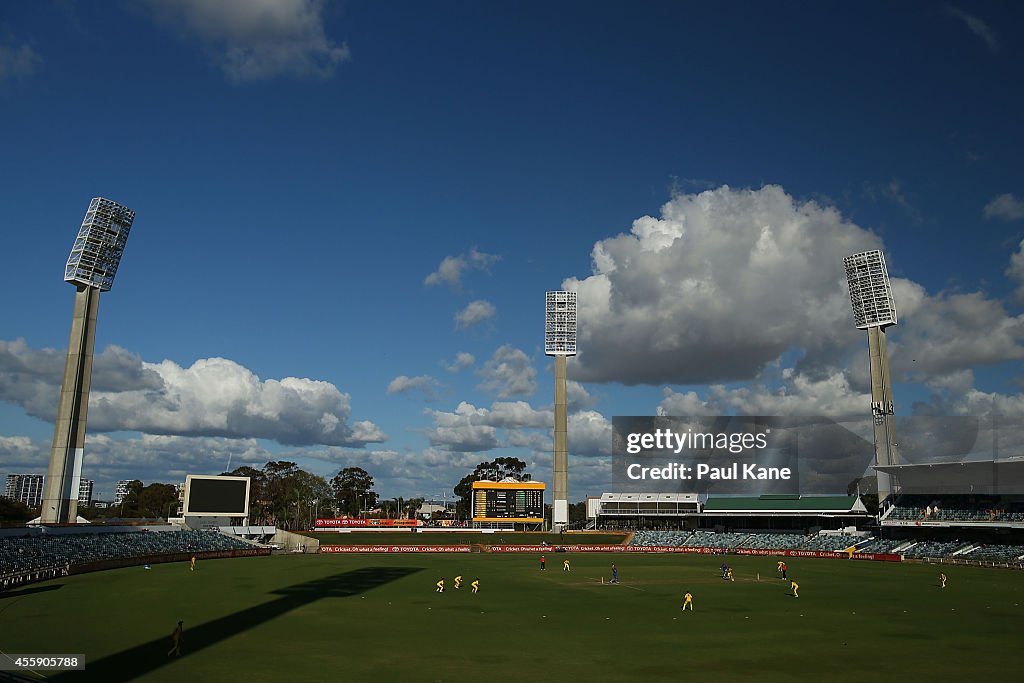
[2,553,1022,682]
[305,531,628,545]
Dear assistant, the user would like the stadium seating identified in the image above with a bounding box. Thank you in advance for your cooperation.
[631,530,694,546]
[900,540,968,559]
[798,535,863,552]
[954,544,1024,562]
[0,530,253,578]
[735,533,807,550]
[853,538,904,554]
[626,530,1024,561]
[887,494,1024,524]
[680,531,751,548]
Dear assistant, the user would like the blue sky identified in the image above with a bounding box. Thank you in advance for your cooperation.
[2,0,1023,501]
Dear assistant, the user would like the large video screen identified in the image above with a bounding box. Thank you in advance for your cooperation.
[184,475,250,516]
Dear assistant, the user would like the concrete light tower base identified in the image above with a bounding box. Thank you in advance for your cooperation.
[553,354,569,530]
[867,325,899,504]
[40,287,99,523]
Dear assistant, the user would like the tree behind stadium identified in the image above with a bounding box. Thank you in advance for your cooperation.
[453,457,530,519]
[331,467,378,517]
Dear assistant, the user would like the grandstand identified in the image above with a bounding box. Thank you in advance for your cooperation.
[626,529,1024,566]
[0,527,263,592]
[594,493,869,531]
[593,478,1024,568]
[881,493,1024,526]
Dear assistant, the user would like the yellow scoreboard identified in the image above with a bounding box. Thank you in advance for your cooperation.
[471,481,546,523]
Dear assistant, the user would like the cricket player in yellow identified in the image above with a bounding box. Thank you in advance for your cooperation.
[726,568,735,582]
[790,580,799,598]
[939,572,947,589]
[190,555,196,571]
[681,592,694,610]
[845,546,856,559]
[454,575,463,589]
[167,621,183,657]
[436,578,445,593]
[471,578,480,593]
[563,559,571,572]
[776,560,784,574]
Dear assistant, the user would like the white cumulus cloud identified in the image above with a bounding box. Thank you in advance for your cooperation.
[984,194,1024,221]
[442,352,475,373]
[561,185,1024,390]
[141,0,349,82]
[425,247,500,290]
[386,374,442,400]
[477,345,537,397]
[455,300,497,329]
[564,185,878,385]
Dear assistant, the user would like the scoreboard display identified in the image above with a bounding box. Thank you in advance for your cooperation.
[471,481,546,523]
[183,475,250,516]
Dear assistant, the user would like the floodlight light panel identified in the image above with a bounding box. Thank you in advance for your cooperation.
[64,197,135,291]
[844,249,897,329]
[545,290,577,356]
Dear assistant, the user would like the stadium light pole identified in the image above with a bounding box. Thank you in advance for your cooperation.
[40,198,136,524]
[844,249,900,508]
[545,290,577,532]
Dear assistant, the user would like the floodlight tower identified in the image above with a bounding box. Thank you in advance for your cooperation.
[40,198,136,524]
[545,290,577,531]
[843,249,900,506]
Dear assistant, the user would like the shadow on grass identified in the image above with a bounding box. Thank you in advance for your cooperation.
[53,566,421,682]
[0,583,63,600]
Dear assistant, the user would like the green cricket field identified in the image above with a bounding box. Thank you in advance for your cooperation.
[2,551,1022,682]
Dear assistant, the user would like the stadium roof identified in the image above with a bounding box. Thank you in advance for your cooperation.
[875,457,1024,495]
[600,493,700,503]
[702,495,867,514]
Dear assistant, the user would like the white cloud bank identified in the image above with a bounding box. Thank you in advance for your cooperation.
[562,185,1024,391]
[0,340,384,447]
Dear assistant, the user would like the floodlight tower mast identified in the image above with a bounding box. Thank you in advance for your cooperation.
[40,198,135,524]
[844,250,900,507]
[545,291,577,531]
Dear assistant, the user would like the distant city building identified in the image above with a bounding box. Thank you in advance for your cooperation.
[174,483,185,517]
[3,474,45,508]
[114,480,133,506]
[416,502,448,518]
[78,478,93,507]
